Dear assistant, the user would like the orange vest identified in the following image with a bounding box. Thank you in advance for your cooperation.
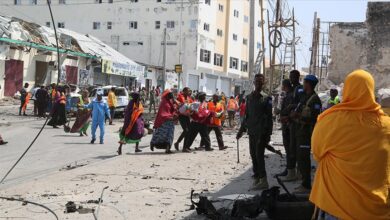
[208,101,223,127]
[227,99,238,111]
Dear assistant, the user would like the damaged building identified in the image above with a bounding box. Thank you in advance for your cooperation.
[0,15,144,99]
[328,2,390,89]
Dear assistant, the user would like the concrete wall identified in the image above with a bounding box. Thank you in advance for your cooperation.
[328,2,390,88]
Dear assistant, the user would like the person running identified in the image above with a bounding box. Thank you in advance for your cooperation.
[237,74,273,190]
[150,90,178,154]
[227,96,238,128]
[118,93,145,155]
[47,87,67,129]
[174,87,193,151]
[35,86,49,118]
[107,87,117,125]
[149,86,156,113]
[70,90,92,136]
[19,83,29,116]
[85,91,110,144]
[183,92,214,153]
[310,70,390,219]
[0,134,8,145]
[199,94,227,151]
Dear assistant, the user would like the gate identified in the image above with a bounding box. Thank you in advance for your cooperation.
[4,59,24,97]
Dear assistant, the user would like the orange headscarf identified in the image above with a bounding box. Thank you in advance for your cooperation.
[125,102,144,136]
[318,69,383,121]
[310,70,390,219]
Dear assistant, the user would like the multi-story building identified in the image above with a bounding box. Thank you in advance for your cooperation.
[0,0,264,96]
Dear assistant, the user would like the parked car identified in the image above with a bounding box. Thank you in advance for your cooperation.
[89,86,129,117]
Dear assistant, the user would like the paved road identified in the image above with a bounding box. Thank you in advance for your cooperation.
[0,115,149,188]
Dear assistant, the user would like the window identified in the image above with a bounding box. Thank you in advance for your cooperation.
[130,0,139,2]
[203,23,210,32]
[241,61,248,72]
[109,0,113,3]
[205,0,211,5]
[244,15,249,23]
[95,0,102,3]
[14,0,21,5]
[214,53,223,67]
[93,22,101,30]
[230,57,239,70]
[200,49,211,63]
[218,4,223,12]
[234,10,239,18]
[59,0,66,4]
[190,20,197,29]
[58,22,65,28]
[167,21,175,29]
[123,41,144,46]
[45,22,51,27]
[258,20,262,27]
[217,29,223,37]
[157,0,161,2]
[107,22,112,30]
[257,42,262,49]
[233,34,238,41]
[155,21,160,29]
[243,38,248,45]
[30,0,37,5]
[129,21,138,29]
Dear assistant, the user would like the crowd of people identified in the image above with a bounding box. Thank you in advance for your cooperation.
[1,69,389,219]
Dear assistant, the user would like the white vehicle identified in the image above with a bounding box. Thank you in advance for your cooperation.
[90,86,129,116]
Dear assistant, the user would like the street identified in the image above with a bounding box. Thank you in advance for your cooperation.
[0,105,293,220]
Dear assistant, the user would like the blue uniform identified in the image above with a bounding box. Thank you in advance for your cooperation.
[85,99,110,143]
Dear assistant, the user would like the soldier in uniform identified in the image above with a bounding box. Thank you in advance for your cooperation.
[236,74,273,190]
[291,75,322,193]
[282,70,305,181]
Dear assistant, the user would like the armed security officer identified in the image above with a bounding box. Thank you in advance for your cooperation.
[237,74,273,190]
[291,75,322,193]
[282,70,305,181]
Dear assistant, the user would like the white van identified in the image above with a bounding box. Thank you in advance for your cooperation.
[90,86,129,116]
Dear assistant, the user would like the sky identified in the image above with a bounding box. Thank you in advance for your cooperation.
[278,0,371,69]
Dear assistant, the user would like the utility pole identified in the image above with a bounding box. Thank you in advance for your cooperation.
[260,0,266,75]
[249,0,256,83]
[162,28,167,90]
[309,12,319,75]
[292,8,297,70]
[47,0,61,85]
[269,0,281,93]
[178,0,184,90]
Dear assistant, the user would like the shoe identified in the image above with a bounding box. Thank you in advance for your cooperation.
[135,149,142,153]
[23,113,27,116]
[0,141,8,145]
[205,148,214,151]
[294,185,311,194]
[276,169,288,177]
[117,148,122,155]
[83,132,88,136]
[195,146,205,151]
[90,138,96,144]
[80,133,84,137]
[252,178,260,187]
[53,126,59,129]
[174,142,179,151]
[100,141,104,144]
[251,177,269,190]
[219,146,227,151]
[182,148,191,153]
[281,169,298,182]
[150,144,154,152]
[165,149,173,154]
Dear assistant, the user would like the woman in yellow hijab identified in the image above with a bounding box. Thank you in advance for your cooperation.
[310,70,390,219]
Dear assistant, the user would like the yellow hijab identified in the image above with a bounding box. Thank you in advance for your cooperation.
[310,70,390,220]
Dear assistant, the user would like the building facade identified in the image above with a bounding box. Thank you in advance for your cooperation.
[1,0,264,96]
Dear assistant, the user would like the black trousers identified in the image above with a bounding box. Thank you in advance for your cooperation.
[19,100,24,115]
[199,126,224,148]
[176,115,191,144]
[297,126,313,189]
[249,134,267,179]
[37,101,46,117]
[287,122,299,169]
[282,124,290,167]
[183,122,211,150]
[109,107,115,121]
